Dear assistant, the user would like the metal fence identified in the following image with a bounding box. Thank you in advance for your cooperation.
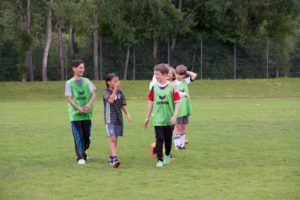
[1,37,300,81]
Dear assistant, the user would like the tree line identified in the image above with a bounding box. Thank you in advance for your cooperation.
[0,0,299,81]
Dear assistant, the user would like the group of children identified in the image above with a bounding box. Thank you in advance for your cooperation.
[65,60,196,168]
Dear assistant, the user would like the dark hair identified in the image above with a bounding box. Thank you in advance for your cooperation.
[105,73,118,88]
[176,65,187,75]
[71,60,84,68]
[154,63,169,75]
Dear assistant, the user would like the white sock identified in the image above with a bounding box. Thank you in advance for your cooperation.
[174,134,181,148]
[180,133,186,147]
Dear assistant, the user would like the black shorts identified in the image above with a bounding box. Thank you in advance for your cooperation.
[176,116,189,124]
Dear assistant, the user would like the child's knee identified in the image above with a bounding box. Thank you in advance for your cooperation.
[109,136,117,143]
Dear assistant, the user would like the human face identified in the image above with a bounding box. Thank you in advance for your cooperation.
[175,73,185,81]
[167,69,174,81]
[73,63,85,77]
[107,76,120,89]
[154,70,167,84]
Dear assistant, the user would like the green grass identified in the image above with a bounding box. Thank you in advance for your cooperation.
[0,79,300,199]
[1,78,300,101]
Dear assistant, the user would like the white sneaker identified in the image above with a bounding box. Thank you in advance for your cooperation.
[78,159,85,165]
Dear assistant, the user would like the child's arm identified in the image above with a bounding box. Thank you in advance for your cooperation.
[169,88,181,124]
[122,106,132,122]
[186,71,197,81]
[83,90,96,112]
[67,96,86,114]
[144,102,153,128]
[170,101,180,125]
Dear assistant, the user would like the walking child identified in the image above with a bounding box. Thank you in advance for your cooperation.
[144,64,180,167]
[65,60,96,165]
[103,73,132,168]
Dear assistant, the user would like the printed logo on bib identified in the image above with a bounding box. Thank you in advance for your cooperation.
[157,95,169,105]
[76,91,87,100]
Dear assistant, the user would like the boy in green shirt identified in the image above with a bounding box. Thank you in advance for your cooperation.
[144,63,180,168]
[65,60,96,165]
[173,65,197,149]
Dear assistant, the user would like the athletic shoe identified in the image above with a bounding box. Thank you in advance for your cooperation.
[170,154,175,160]
[112,160,121,168]
[176,146,185,150]
[78,159,85,165]
[150,143,156,157]
[163,155,171,164]
[156,161,164,168]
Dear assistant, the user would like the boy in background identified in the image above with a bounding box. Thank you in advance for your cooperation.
[173,65,197,149]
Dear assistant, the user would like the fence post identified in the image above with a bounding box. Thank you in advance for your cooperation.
[167,38,170,65]
[133,45,136,80]
[234,43,237,79]
[266,38,269,79]
[99,36,103,80]
[200,39,203,80]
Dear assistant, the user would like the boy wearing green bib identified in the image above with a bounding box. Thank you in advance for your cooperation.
[144,64,181,168]
[65,60,96,165]
[173,65,197,150]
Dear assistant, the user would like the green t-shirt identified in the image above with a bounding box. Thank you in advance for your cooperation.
[152,83,176,126]
[176,79,192,117]
[66,78,94,121]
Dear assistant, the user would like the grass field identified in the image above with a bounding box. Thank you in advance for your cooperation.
[0,78,300,199]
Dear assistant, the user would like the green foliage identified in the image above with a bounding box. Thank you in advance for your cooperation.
[0,0,300,81]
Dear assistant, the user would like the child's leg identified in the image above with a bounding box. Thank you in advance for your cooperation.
[154,126,164,161]
[180,124,186,147]
[164,126,173,156]
[71,121,87,161]
[108,135,117,157]
[82,120,92,152]
[173,125,181,148]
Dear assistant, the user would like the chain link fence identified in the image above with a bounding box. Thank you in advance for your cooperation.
[1,37,300,81]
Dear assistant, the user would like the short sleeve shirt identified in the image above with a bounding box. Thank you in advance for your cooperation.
[102,88,127,125]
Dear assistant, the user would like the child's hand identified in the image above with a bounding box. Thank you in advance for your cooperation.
[126,113,132,123]
[114,81,120,89]
[144,118,150,128]
[169,116,176,125]
[78,107,86,114]
[83,104,91,112]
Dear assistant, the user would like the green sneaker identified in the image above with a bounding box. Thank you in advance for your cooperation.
[156,161,164,168]
[163,155,171,164]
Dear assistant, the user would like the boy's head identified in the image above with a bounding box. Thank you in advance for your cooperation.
[154,63,169,83]
[105,73,119,88]
[175,65,187,80]
[71,60,84,77]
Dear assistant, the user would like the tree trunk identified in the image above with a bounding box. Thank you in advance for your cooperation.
[99,36,103,80]
[153,39,158,65]
[170,0,182,51]
[26,0,33,81]
[69,24,74,58]
[57,22,64,80]
[276,65,279,78]
[93,1,99,80]
[123,47,130,80]
[42,0,53,81]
